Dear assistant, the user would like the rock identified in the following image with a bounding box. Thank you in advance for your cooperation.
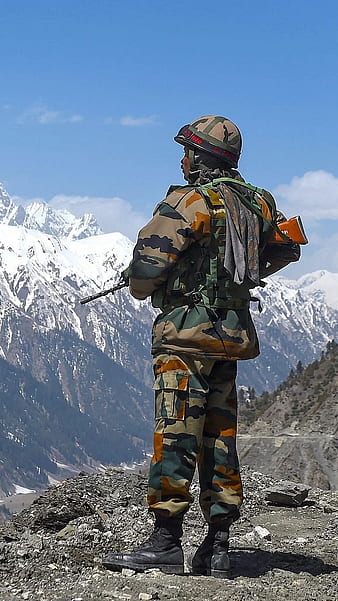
[56,524,77,539]
[144,568,163,577]
[254,526,271,540]
[321,503,338,513]
[265,481,310,506]
[234,530,256,544]
[122,568,136,577]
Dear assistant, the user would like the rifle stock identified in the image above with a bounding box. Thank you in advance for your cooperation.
[269,216,308,245]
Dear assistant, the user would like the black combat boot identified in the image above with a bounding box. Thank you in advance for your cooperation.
[102,514,184,575]
[191,521,231,579]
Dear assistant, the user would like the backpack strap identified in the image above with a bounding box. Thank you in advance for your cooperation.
[197,187,226,306]
[192,184,252,308]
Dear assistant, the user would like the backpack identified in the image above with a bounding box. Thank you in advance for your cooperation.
[153,178,305,312]
[199,178,304,278]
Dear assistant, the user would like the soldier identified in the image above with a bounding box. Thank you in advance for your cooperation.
[103,115,299,578]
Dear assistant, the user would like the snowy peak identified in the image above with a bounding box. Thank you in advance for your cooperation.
[0,182,18,224]
[0,182,102,240]
[297,270,330,286]
[0,225,135,324]
[277,270,338,310]
[22,202,102,240]
[297,270,338,310]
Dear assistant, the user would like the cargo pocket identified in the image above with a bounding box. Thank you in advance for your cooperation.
[152,371,189,421]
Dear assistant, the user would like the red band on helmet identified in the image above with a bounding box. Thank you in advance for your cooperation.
[181,127,237,163]
[213,147,237,160]
[182,128,203,145]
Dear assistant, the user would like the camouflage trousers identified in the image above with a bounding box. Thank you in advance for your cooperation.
[147,352,243,523]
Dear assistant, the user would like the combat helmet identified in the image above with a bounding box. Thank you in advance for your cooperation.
[174,115,242,168]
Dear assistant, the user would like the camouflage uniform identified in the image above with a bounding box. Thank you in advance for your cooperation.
[129,179,274,523]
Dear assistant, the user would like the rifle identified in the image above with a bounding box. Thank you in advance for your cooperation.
[80,271,129,305]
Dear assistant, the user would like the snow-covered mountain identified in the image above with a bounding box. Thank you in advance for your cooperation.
[0,182,102,239]
[0,183,337,495]
[242,275,338,391]
[290,270,338,310]
[0,185,157,495]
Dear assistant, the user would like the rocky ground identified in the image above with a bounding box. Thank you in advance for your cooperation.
[0,467,337,601]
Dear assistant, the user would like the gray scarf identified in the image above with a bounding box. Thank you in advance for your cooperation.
[218,182,261,287]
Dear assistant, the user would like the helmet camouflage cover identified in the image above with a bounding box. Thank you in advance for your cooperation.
[174,115,242,168]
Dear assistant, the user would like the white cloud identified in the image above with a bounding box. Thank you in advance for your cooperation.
[36,108,61,124]
[51,194,148,241]
[271,170,338,277]
[273,170,338,220]
[286,231,338,278]
[120,115,159,127]
[15,193,149,242]
[67,114,83,123]
[312,232,338,270]
[17,104,83,125]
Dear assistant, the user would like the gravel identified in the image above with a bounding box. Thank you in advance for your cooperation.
[0,466,337,601]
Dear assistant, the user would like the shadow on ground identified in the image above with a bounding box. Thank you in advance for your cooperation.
[230,548,338,578]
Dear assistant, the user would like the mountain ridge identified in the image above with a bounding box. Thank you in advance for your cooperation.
[0,182,102,240]
[0,182,337,495]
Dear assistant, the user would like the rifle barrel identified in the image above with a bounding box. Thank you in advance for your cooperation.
[80,289,112,304]
[80,281,128,305]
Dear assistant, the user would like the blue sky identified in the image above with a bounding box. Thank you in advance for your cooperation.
[1,0,338,277]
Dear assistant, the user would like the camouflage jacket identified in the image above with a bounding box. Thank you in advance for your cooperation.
[128,180,274,361]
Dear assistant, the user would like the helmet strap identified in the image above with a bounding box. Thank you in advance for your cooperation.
[188,148,196,170]
[186,148,200,183]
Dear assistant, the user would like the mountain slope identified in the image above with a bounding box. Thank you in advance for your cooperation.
[0,183,338,494]
[0,191,156,495]
[238,341,338,490]
[0,182,102,239]
[240,276,338,392]
[0,330,153,496]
